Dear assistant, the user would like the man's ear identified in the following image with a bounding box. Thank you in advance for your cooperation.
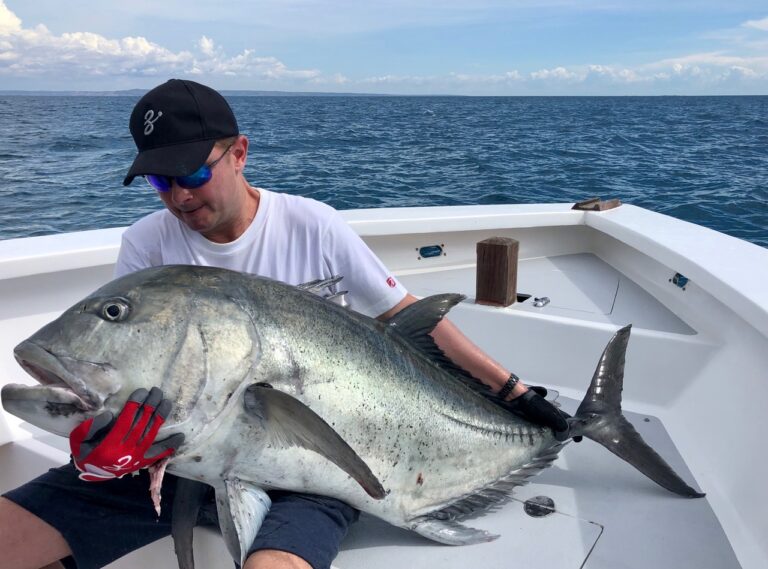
[232,135,249,172]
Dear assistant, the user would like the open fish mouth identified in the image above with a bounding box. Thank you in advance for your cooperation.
[10,364,92,414]
[9,340,108,413]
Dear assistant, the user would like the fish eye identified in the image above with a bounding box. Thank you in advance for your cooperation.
[102,300,130,322]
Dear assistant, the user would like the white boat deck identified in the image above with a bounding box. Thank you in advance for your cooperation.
[1,203,766,569]
[338,401,736,569]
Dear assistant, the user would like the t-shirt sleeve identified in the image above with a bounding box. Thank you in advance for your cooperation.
[321,210,408,318]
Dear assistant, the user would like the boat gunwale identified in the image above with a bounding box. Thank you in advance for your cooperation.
[1,203,766,336]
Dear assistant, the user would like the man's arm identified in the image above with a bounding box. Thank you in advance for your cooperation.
[378,293,570,436]
[378,294,526,399]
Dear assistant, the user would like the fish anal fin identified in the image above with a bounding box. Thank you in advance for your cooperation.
[429,444,564,522]
[243,384,386,499]
[410,516,499,545]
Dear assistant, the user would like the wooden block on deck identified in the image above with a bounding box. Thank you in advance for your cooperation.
[571,197,622,211]
[476,237,519,307]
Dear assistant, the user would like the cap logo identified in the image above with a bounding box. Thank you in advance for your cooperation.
[143,109,163,135]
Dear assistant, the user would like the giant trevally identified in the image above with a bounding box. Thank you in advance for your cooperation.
[1,265,703,568]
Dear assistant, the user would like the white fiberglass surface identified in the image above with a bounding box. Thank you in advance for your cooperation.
[1,204,767,568]
[398,253,695,334]
[336,401,737,569]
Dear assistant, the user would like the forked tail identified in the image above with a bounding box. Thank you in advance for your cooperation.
[569,325,705,498]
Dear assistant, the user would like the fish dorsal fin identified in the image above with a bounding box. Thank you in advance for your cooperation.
[215,479,271,567]
[386,294,481,381]
[243,384,386,499]
[387,296,562,419]
[387,293,465,342]
[296,275,343,293]
[386,294,504,399]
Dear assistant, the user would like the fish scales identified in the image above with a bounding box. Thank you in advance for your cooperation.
[2,265,705,567]
[172,272,556,523]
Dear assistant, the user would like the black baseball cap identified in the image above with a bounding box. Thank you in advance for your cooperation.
[123,79,239,186]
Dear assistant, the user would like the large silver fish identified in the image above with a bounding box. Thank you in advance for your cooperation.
[2,265,703,568]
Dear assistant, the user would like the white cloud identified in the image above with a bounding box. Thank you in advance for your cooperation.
[350,53,768,94]
[1,0,767,94]
[434,52,765,93]
[198,36,215,57]
[0,0,20,35]
[640,51,768,84]
[585,65,645,83]
[0,1,328,85]
[743,16,768,31]
[530,67,580,81]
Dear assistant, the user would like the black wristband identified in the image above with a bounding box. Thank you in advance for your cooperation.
[497,373,520,400]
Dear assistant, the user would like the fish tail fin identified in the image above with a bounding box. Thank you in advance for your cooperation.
[569,324,705,498]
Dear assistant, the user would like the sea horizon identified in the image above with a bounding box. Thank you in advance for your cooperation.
[0,90,766,98]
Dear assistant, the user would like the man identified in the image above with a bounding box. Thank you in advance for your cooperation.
[1,79,569,569]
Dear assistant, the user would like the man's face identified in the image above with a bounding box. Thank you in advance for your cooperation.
[157,136,249,242]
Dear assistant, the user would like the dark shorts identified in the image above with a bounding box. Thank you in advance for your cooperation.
[3,460,358,569]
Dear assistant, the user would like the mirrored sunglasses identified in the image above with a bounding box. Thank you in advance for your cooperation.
[144,143,233,193]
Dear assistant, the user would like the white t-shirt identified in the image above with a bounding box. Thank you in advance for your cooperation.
[115,188,408,318]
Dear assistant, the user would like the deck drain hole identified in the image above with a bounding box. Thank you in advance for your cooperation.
[524,495,555,517]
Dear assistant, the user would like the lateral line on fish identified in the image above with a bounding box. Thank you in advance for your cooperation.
[435,409,542,445]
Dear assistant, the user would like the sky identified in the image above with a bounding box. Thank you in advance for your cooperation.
[0,0,767,95]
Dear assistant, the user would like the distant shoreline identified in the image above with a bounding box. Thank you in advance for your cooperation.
[0,89,390,97]
[0,90,765,98]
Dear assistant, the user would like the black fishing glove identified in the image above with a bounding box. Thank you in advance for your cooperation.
[527,385,548,398]
[504,389,574,442]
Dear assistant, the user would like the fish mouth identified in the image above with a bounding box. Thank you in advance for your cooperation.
[11,340,114,413]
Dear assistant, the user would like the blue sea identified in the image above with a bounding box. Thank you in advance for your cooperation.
[0,95,766,247]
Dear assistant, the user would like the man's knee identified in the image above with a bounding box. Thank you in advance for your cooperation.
[244,549,312,569]
[245,493,357,569]
[0,496,72,568]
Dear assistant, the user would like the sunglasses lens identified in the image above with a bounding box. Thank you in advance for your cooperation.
[145,175,172,192]
[177,165,212,190]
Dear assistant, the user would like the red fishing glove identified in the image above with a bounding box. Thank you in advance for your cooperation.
[69,387,184,482]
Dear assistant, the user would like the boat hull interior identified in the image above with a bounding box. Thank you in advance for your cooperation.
[1,203,765,569]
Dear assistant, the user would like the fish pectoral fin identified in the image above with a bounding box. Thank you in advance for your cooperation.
[244,384,386,499]
[410,516,500,545]
[215,479,271,568]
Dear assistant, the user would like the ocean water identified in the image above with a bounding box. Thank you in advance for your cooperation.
[0,95,766,247]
